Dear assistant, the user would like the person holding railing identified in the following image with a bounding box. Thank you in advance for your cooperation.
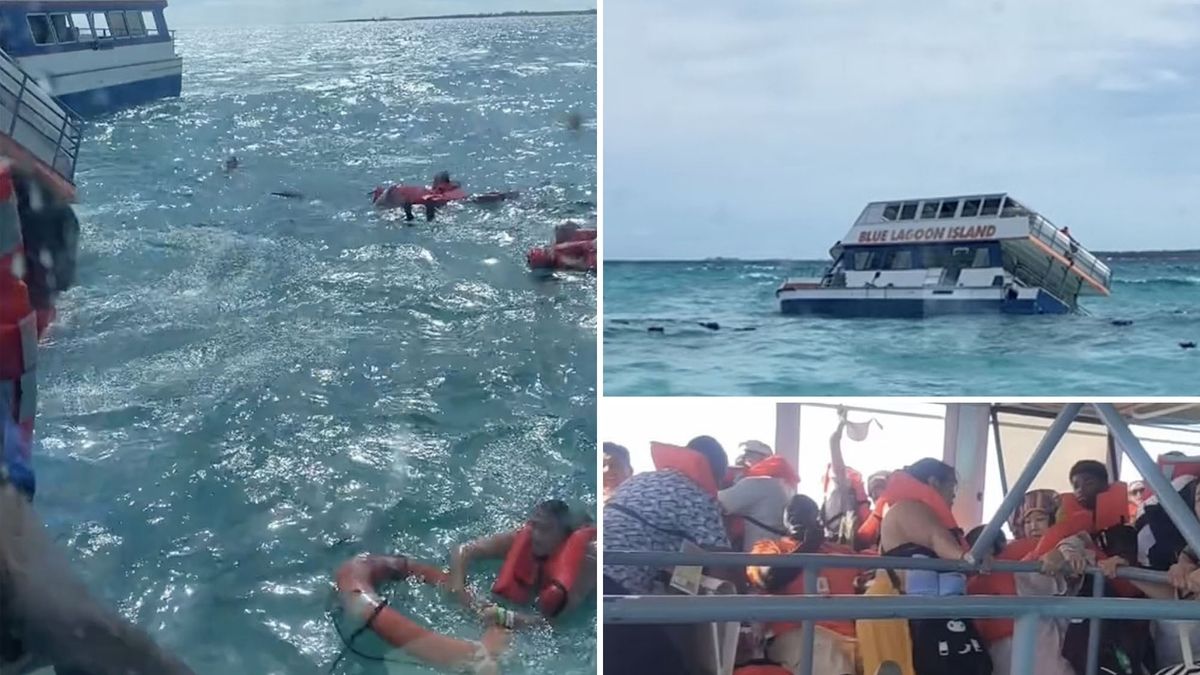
[603,435,744,675]
[967,490,1077,675]
[747,494,862,675]
[857,458,993,675]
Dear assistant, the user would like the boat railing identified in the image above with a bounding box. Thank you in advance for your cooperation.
[0,49,83,182]
[1028,214,1113,291]
[606,549,1189,675]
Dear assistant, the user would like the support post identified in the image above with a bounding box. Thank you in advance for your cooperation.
[943,403,990,527]
[1085,571,1103,675]
[1011,613,1040,675]
[797,569,817,675]
[1094,403,1200,556]
[775,402,801,477]
[966,403,1083,563]
[991,406,1009,496]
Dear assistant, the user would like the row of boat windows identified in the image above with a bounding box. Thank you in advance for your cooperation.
[27,11,161,46]
[881,196,1029,222]
[844,244,1001,271]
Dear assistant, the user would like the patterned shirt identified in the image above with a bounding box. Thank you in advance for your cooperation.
[603,469,730,594]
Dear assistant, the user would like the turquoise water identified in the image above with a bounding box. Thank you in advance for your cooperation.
[604,259,1200,396]
[32,18,595,675]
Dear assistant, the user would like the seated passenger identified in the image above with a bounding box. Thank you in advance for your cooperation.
[448,500,595,629]
[748,495,861,675]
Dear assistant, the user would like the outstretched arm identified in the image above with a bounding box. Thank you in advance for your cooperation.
[0,484,195,675]
[449,531,517,607]
[829,414,849,488]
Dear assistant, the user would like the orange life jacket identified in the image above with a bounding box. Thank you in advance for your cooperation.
[0,165,39,498]
[866,471,966,550]
[650,442,719,496]
[1026,482,1129,560]
[733,663,792,675]
[968,536,1039,644]
[748,538,860,638]
[492,523,596,617]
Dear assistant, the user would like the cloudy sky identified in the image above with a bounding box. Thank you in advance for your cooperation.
[169,0,590,27]
[604,0,1200,259]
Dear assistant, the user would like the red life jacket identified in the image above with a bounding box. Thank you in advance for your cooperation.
[1026,482,1130,560]
[749,538,860,638]
[968,536,1039,644]
[1,165,39,498]
[492,523,596,618]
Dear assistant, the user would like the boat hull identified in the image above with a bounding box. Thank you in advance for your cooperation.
[776,287,1071,318]
[57,70,181,116]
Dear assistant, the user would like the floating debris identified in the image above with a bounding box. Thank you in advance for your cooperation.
[648,326,664,333]
[270,190,305,199]
[1111,320,1134,326]
[1181,341,1197,350]
[733,327,757,332]
[699,322,720,331]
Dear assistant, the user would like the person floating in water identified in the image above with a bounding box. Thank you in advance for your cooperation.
[448,500,596,629]
[223,155,239,172]
[372,171,461,222]
[0,165,195,674]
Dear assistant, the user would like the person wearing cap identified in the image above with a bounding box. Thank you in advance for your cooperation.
[1128,479,1146,520]
[725,440,773,486]
[718,454,800,552]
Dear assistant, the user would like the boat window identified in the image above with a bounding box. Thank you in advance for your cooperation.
[961,198,981,217]
[50,13,75,43]
[938,200,958,218]
[70,13,94,40]
[142,11,159,35]
[920,202,939,219]
[27,14,54,45]
[899,202,918,220]
[92,12,110,38]
[889,250,914,270]
[980,196,1002,216]
[1000,197,1028,218]
[881,203,900,221]
[972,247,993,268]
[125,10,146,37]
[853,250,877,271]
[107,10,128,37]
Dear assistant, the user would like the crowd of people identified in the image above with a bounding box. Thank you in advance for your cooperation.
[602,413,1200,675]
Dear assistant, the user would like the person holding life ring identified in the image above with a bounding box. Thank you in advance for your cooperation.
[449,499,596,629]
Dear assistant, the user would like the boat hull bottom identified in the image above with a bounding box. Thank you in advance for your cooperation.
[777,290,1071,318]
[57,73,183,117]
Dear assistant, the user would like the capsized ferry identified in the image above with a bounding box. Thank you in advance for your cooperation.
[775,194,1112,317]
[0,0,182,117]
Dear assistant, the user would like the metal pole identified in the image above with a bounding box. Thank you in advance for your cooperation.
[967,403,1083,563]
[991,406,1009,496]
[1085,571,1103,675]
[798,570,817,675]
[603,550,1171,584]
[1011,613,1039,675]
[602,594,1200,624]
[1094,403,1200,555]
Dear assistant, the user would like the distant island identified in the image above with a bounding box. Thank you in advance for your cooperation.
[333,9,595,23]
[1095,249,1200,262]
[613,249,1200,264]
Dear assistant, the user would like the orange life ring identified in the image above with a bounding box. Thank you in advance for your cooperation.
[335,554,509,672]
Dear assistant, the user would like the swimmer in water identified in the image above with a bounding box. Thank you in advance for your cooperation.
[223,155,239,172]
[449,500,596,629]
[1,166,195,674]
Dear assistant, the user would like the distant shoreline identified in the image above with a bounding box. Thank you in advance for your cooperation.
[332,9,596,24]
[608,249,1200,264]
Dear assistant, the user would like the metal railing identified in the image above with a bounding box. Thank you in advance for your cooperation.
[0,48,83,182]
[1028,214,1112,291]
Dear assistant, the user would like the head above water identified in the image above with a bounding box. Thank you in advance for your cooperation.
[1069,460,1109,509]
[686,435,729,487]
[529,499,573,557]
[904,458,957,507]
[433,171,452,186]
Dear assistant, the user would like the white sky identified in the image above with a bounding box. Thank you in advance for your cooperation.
[603,399,1200,529]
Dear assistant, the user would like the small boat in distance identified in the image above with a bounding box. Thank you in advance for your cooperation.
[775,194,1112,317]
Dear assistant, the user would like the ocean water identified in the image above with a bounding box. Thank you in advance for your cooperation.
[603,259,1200,396]
[32,18,595,675]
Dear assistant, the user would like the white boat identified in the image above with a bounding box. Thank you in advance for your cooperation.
[0,0,183,117]
[775,194,1112,317]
